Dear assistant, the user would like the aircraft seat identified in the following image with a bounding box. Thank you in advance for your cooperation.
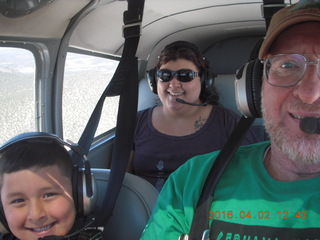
[91,168,159,240]
[214,74,268,141]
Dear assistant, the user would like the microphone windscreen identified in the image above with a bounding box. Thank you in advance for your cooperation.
[299,117,320,134]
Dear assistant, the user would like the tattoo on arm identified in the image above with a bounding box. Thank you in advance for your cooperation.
[194,116,206,131]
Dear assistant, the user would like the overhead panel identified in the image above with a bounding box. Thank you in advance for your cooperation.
[0,0,90,39]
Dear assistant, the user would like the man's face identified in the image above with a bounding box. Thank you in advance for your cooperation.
[262,22,320,166]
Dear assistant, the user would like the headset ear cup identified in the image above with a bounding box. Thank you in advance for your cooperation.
[250,59,263,117]
[81,169,97,217]
[201,70,216,96]
[147,67,158,94]
[73,166,97,218]
[72,166,81,217]
[0,202,9,234]
[235,59,262,118]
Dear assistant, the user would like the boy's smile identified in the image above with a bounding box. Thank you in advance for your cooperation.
[0,165,76,240]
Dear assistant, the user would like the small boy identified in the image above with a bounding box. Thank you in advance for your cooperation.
[0,132,101,240]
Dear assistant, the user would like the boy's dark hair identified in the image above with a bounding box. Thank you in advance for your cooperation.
[0,141,73,187]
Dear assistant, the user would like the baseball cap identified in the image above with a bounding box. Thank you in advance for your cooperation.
[259,0,320,59]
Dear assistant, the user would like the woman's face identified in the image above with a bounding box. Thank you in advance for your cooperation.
[1,165,76,240]
[157,58,202,112]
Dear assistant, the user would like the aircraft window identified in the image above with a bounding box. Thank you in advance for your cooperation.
[0,47,35,145]
[63,52,119,142]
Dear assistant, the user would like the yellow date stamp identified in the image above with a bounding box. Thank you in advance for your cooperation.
[208,210,308,220]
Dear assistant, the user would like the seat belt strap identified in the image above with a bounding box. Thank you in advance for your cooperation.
[94,0,145,226]
[72,0,145,226]
[261,0,286,29]
[187,116,255,240]
[187,2,286,239]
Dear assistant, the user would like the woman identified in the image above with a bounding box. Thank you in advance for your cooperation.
[128,41,260,191]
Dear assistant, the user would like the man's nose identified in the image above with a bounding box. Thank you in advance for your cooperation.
[293,65,320,104]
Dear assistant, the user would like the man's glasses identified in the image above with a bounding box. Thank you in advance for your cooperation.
[262,54,320,87]
[156,69,199,82]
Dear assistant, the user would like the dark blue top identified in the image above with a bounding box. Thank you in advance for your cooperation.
[132,105,262,191]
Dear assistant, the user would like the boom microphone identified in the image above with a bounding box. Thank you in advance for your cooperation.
[299,117,320,134]
[176,98,208,106]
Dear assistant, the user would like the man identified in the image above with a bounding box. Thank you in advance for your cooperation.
[140,1,320,239]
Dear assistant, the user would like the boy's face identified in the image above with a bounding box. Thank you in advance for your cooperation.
[0,165,76,240]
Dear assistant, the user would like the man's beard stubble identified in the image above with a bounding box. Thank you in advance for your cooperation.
[261,90,320,168]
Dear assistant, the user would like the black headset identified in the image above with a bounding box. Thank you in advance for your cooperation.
[0,132,98,234]
[235,38,264,118]
[147,41,216,98]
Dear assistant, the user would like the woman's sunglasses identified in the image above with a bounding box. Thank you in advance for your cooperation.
[156,68,199,82]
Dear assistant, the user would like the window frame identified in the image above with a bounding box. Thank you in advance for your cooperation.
[62,47,121,142]
[0,39,58,136]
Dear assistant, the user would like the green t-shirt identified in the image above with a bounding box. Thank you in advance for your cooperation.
[140,141,320,240]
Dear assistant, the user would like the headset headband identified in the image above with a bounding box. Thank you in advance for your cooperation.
[0,132,87,165]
